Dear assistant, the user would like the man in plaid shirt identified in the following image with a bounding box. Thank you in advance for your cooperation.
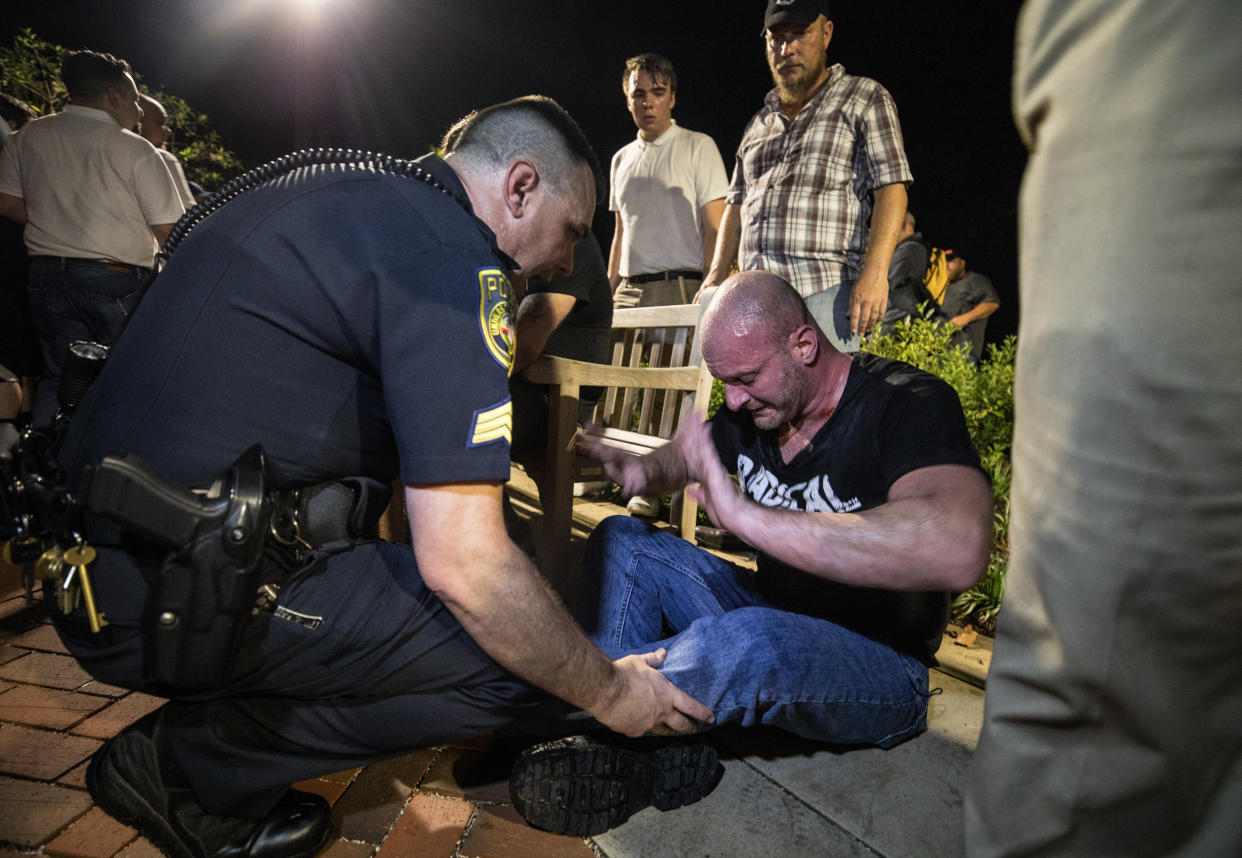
[703,0,911,353]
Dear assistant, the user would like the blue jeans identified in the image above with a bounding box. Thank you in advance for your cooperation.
[579,516,931,748]
[801,276,859,354]
[27,258,150,425]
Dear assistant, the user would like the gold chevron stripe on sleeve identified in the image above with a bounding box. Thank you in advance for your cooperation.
[471,401,512,446]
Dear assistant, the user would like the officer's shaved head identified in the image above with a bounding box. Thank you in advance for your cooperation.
[440,95,602,200]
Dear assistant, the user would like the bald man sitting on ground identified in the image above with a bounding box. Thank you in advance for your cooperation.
[512,270,993,835]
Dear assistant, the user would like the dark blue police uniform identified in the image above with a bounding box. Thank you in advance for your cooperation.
[55,155,543,815]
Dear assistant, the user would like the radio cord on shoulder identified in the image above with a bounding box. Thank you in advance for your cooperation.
[158,148,470,265]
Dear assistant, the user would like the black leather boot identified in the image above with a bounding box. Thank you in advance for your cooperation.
[85,712,333,858]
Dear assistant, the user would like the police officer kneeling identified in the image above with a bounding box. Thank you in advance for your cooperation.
[54,96,713,858]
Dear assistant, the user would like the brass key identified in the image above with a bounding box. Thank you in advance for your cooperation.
[64,543,107,633]
[58,563,80,616]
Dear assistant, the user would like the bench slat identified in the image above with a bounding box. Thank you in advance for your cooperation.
[610,304,701,328]
[524,357,701,390]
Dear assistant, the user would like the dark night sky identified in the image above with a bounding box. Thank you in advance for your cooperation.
[3,0,1026,342]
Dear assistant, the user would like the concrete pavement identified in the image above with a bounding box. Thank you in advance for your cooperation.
[594,669,984,858]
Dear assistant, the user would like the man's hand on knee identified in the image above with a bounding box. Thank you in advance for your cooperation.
[591,648,715,737]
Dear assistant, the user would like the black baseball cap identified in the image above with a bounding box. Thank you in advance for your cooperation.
[763,0,831,32]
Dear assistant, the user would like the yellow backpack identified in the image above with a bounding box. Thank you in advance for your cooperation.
[917,247,951,309]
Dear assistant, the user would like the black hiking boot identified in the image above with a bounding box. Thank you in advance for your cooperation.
[509,734,721,837]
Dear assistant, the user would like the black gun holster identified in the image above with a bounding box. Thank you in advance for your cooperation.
[84,445,273,692]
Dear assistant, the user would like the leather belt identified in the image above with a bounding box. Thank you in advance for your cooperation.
[29,256,152,276]
[625,269,702,284]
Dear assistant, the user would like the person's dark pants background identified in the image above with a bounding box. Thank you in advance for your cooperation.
[27,257,149,425]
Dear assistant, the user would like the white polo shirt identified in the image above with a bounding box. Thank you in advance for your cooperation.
[158,147,198,209]
[0,105,185,267]
[609,122,728,277]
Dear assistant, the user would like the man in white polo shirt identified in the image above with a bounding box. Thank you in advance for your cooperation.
[139,93,197,210]
[608,53,727,308]
[607,53,728,518]
[0,49,185,424]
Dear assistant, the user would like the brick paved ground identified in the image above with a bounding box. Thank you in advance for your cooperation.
[0,558,596,858]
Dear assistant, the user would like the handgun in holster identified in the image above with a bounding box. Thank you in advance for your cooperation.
[82,444,273,692]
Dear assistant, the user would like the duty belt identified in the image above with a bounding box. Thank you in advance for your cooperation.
[4,428,391,691]
[80,448,388,692]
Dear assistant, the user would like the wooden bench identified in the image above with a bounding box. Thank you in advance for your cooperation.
[520,302,714,585]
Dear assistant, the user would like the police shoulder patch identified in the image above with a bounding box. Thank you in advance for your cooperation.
[469,398,512,447]
[477,268,514,373]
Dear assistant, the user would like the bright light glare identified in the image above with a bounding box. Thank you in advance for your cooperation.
[288,0,337,25]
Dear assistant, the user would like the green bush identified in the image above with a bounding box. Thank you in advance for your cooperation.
[863,314,1015,630]
[0,29,64,116]
[706,375,725,417]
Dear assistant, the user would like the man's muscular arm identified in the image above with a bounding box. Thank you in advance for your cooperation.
[406,481,714,736]
[849,183,907,335]
[698,202,741,299]
[680,418,992,591]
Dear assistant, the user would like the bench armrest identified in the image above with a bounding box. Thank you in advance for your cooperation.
[523,355,702,391]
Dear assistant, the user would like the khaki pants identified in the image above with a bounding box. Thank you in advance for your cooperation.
[966,2,1242,856]
[613,274,700,309]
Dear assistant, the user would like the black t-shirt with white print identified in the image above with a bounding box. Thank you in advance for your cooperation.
[710,352,984,661]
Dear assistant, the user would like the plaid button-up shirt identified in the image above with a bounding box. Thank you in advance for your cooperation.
[727,65,913,297]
